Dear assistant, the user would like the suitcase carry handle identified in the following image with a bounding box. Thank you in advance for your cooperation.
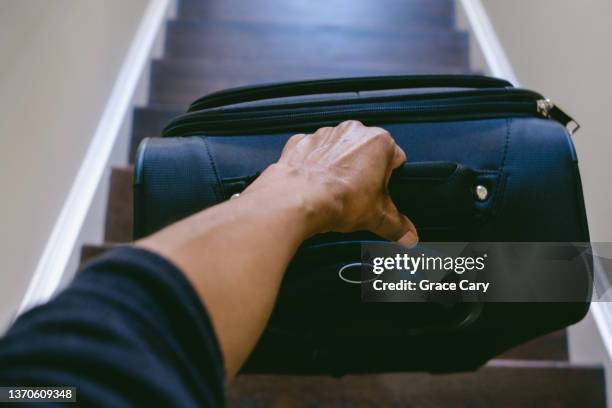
[223,161,480,197]
[189,75,513,111]
[222,161,496,228]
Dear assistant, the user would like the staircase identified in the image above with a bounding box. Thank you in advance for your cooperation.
[82,0,607,406]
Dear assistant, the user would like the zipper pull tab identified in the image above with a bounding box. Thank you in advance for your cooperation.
[537,99,581,135]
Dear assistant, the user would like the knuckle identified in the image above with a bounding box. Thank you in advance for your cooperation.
[315,126,332,136]
[396,146,407,161]
[369,126,388,135]
[371,130,393,145]
[283,134,305,152]
[340,119,363,128]
[289,133,305,143]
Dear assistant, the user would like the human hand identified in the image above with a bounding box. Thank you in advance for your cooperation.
[246,120,418,246]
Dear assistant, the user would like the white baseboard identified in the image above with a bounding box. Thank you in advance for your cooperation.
[457,0,519,85]
[16,0,174,317]
[589,254,612,365]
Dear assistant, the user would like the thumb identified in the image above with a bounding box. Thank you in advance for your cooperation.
[373,198,419,248]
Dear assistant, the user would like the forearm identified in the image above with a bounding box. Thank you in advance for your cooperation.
[137,121,417,378]
[137,164,320,377]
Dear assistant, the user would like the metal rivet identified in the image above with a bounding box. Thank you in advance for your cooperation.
[475,185,488,201]
[230,193,241,200]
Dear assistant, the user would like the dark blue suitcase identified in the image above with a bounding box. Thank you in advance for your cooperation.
[133,75,591,374]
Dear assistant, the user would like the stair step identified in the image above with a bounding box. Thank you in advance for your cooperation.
[228,361,606,407]
[80,243,124,266]
[164,20,469,68]
[104,166,133,243]
[177,0,457,31]
[149,58,475,106]
[500,330,568,361]
[152,57,473,81]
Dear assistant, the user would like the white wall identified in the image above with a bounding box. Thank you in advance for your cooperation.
[477,0,612,404]
[479,0,612,242]
[0,0,151,328]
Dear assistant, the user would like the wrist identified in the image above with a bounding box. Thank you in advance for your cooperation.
[243,163,337,238]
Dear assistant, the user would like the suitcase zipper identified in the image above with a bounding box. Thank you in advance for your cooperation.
[536,99,580,135]
[188,74,513,111]
[164,91,580,136]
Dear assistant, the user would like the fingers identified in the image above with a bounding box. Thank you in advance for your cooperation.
[364,125,404,168]
[281,121,370,162]
[373,199,419,248]
[397,217,419,248]
[364,128,414,246]
[385,144,407,186]
[337,119,364,131]
[390,144,407,170]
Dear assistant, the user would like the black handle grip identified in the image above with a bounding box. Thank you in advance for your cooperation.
[223,162,483,227]
[389,161,479,225]
[222,161,491,243]
[390,161,460,182]
[224,162,472,197]
[189,75,513,111]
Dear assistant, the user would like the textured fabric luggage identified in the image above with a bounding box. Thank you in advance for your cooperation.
[133,75,590,374]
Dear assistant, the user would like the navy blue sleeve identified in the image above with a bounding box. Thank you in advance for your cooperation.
[0,247,226,407]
